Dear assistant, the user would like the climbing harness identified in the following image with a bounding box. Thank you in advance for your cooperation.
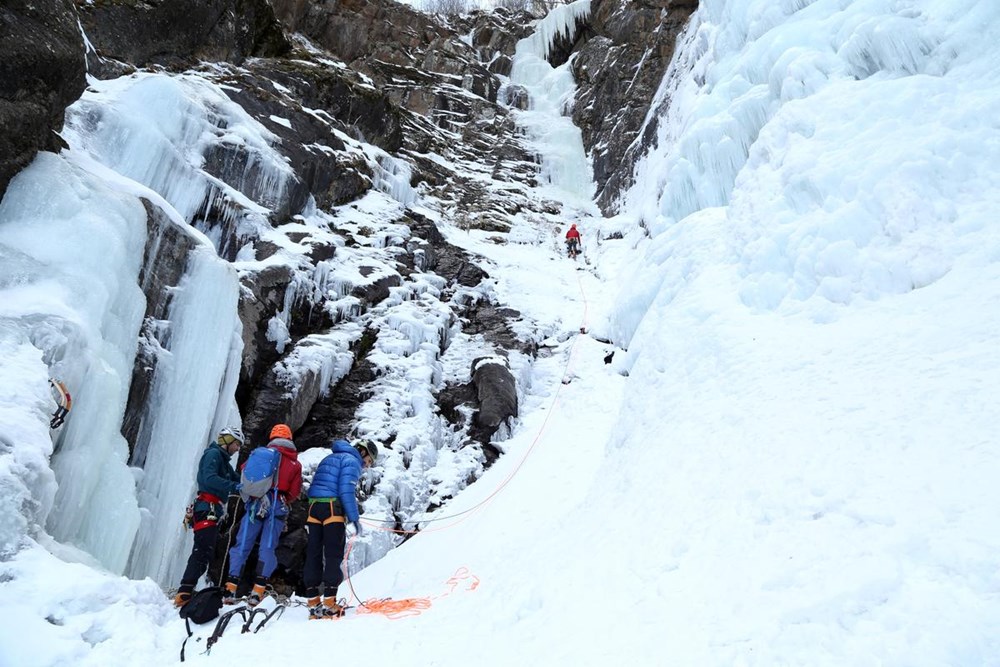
[182,491,226,531]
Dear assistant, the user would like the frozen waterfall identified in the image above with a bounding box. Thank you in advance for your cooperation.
[0,153,148,571]
[509,0,598,211]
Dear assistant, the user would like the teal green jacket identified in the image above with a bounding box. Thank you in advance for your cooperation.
[194,442,240,511]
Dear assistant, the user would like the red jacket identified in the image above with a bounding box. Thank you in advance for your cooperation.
[566,227,581,240]
[267,438,302,501]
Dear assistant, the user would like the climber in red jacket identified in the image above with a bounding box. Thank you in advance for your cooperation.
[565,224,581,258]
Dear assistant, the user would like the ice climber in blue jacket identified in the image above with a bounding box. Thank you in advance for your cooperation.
[303,438,378,619]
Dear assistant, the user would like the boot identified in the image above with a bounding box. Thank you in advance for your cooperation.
[322,596,345,618]
[247,583,266,607]
[222,579,239,604]
[307,596,325,620]
[174,591,191,608]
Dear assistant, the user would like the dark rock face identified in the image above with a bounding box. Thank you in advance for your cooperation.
[197,62,387,227]
[242,355,324,447]
[471,357,518,444]
[76,0,290,74]
[436,353,518,469]
[570,0,698,212]
[295,351,378,451]
[462,8,533,64]
[269,0,447,67]
[461,302,532,356]
[0,0,86,201]
[122,201,202,466]
[236,60,404,153]
[269,0,508,131]
[547,12,595,68]
[236,263,297,408]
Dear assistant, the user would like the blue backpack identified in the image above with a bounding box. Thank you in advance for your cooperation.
[240,447,280,500]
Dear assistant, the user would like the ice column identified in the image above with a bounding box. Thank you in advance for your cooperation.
[125,245,242,586]
[0,153,148,573]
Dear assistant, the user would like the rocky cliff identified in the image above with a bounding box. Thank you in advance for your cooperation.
[0,0,86,199]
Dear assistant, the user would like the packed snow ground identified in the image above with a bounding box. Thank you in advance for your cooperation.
[4,0,1000,665]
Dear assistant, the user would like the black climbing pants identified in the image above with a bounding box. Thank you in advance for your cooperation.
[303,500,347,598]
[179,521,220,594]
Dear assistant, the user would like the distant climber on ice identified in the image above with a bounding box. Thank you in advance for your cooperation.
[302,438,378,619]
[175,426,243,608]
[48,378,71,429]
[224,423,302,606]
[565,223,581,258]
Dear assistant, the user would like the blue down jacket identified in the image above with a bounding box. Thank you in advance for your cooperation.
[307,439,364,522]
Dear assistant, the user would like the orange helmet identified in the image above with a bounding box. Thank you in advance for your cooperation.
[270,423,293,440]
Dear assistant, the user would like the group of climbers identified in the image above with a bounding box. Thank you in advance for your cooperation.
[174,422,378,622]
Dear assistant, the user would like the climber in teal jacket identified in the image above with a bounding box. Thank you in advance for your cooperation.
[175,427,243,607]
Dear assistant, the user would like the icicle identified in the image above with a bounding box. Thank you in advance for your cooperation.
[373,153,417,206]
[517,0,593,64]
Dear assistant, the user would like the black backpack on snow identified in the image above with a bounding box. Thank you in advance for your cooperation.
[179,586,224,661]
[179,586,223,624]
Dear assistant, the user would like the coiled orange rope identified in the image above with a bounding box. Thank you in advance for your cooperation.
[349,566,479,619]
[355,596,432,619]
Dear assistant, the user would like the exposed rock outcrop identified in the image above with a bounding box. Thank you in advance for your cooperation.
[471,357,518,444]
[0,0,86,201]
[269,0,447,69]
[76,0,290,75]
[570,0,698,212]
[122,202,202,466]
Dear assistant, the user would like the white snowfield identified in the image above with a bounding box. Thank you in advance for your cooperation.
[1,0,1000,665]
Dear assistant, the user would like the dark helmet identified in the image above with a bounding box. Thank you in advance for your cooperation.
[354,439,379,462]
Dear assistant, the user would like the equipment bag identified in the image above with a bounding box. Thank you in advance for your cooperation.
[178,586,225,662]
[240,447,281,500]
[179,586,223,624]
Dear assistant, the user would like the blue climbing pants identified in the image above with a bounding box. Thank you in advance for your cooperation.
[227,500,286,580]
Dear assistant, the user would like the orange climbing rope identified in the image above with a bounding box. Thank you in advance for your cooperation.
[355,596,432,619]
[350,566,481,619]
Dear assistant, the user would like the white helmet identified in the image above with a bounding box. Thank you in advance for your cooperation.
[218,426,245,446]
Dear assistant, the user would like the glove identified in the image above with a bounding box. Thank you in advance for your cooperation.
[233,483,243,496]
[347,521,363,537]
